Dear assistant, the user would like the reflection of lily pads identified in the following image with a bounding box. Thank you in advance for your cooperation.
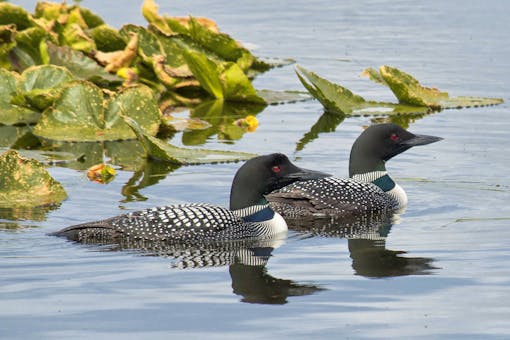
[33,82,161,141]
[124,115,257,165]
[363,65,504,109]
[0,149,67,208]
[296,65,429,115]
[183,99,266,145]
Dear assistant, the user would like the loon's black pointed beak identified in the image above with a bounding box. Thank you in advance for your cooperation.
[284,166,332,181]
[402,134,443,147]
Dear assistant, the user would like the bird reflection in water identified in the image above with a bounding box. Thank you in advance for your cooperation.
[58,231,324,305]
[284,212,437,278]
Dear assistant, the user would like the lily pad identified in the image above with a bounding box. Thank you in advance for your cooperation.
[296,65,429,115]
[33,82,161,141]
[0,3,34,31]
[90,24,126,52]
[0,149,67,208]
[123,115,257,165]
[0,68,40,125]
[15,64,75,111]
[47,42,122,84]
[363,65,504,109]
[184,50,265,103]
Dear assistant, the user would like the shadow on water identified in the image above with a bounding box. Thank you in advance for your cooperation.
[286,212,437,278]
[57,233,324,305]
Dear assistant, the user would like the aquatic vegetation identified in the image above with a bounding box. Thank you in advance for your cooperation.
[297,65,503,115]
[0,149,67,208]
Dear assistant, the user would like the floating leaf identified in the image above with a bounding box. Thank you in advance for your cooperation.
[33,82,161,141]
[257,89,310,105]
[233,115,258,132]
[0,3,34,31]
[0,149,67,208]
[184,50,265,103]
[187,16,252,68]
[93,32,138,72]
[89,24,126,52]
[16,64,75,111]
[0,69,39,125]
[142,0,174,35]
[163,115,212,132]
[184,49,223,99]
[46,42,122,83]
[87,163,116,184]
[296,65,429,116]
[364,65,504,109]
[123,115,257,165]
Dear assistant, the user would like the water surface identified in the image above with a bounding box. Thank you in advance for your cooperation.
[2,1,510,339]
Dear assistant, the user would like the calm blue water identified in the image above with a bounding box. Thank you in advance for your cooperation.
[2,1,510,339]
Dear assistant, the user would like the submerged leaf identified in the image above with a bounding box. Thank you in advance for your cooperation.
[123,115,257,165]
[0,149,67,208]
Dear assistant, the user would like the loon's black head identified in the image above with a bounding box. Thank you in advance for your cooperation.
[230,153,330,210]
[349,123,443,177]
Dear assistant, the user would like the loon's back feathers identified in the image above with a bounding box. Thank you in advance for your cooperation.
[53,153,330,243]
[268,123,442,218]
[268,177,394,217]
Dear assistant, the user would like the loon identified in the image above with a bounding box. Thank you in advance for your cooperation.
[267,123,442,217]
[53,153,329,243]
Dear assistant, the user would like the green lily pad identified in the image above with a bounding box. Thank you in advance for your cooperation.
[296,65,429,115]
[33,82,161,141]
[46,42,122,84]
[0,68,40,125]
[0,149,67,208]
[364,65,504,109]
[187,16,253,69]
[90,24,126,52]
[184,50,265,103]
[123,115,257,165]
[15,64,75,111]
[0,3,34,31]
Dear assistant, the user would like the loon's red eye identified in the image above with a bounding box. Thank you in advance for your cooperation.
[272,165,281,173]
[390,133,399,142]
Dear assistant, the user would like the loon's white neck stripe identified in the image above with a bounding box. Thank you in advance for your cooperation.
[352,171,388,183]
[232,204,270,218]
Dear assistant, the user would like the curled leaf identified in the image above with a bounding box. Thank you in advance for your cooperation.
[296,65,429,116]
[93,32,138,72]
[364,65,504,109]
